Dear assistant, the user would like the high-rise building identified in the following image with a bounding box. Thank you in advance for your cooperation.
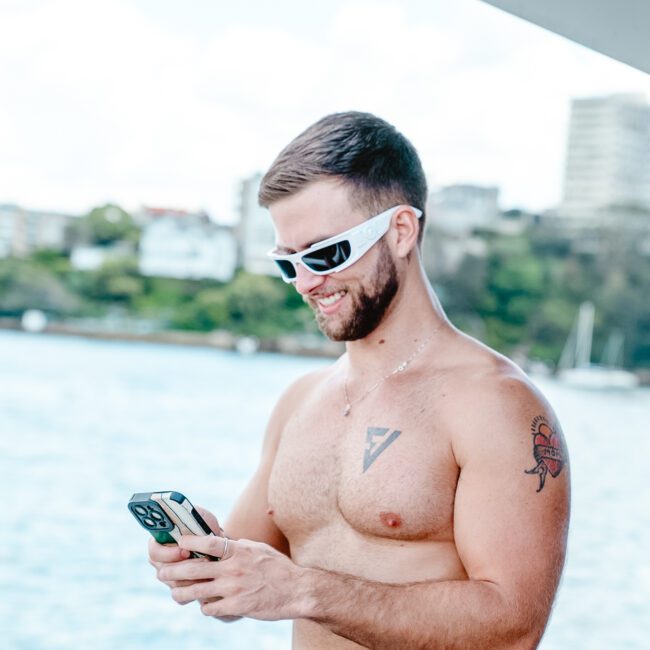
[561,94,650,220]
[237,173,279,276]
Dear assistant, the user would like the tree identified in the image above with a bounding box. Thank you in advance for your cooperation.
[0,257,81,315]
[171,271,312,336]
[68,204,140,247]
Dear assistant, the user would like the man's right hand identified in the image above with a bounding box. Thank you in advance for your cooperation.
[148,506,222,590]
[147,507,242,622]
[148,536,196,588]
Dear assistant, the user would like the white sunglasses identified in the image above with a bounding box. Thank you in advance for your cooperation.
[268,205,422,282]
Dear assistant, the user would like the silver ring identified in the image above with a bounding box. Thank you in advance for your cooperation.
[217,535,229,561]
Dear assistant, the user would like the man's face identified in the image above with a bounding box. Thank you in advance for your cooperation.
[269,180,400,342]
[310,238,399,341]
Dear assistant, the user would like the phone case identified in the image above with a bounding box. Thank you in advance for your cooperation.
[128,491,216,559]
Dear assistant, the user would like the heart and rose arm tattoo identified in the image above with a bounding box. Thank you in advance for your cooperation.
[362,415,566,493]
[524,415,566,492]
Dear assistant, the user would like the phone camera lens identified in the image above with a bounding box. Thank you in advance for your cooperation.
[143,517,156,528]
[151,511,163,521]
[134,505,147,516]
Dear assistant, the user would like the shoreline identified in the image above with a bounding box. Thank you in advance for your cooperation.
[2,318,649,385]
[0,317,344,359]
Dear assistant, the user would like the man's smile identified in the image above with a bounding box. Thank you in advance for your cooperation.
[316,290,347,311]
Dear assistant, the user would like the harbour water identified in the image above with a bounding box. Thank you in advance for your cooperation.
[1,331,648,649]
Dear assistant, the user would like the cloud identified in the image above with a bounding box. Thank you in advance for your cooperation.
[0,0,649,219]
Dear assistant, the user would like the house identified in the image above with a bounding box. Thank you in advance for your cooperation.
[138,209,237,282]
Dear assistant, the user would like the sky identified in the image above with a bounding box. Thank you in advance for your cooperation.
[1,0,649,223]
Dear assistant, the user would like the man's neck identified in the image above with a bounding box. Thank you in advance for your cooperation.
[344,269,448,380]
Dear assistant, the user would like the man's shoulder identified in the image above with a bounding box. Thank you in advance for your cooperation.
[262,359,341,452]
[436,330,530,392]
[435,332,556,451]
[285,356,342,395]
[272,356,342,419]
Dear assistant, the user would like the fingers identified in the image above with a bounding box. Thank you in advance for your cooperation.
[158,558,218,583]
[200,598,239,619]
[201,596,223,604]
[148,536,190,563]
[167,578,212,588]
[179,534,233,560]
[194,505,223,536]
[169,582,242,620]
[171,580,220,605]
[153,563,213,592]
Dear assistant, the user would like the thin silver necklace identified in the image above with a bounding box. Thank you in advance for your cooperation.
[343,335,433,417]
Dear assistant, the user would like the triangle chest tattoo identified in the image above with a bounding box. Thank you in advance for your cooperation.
[363,427,402,473]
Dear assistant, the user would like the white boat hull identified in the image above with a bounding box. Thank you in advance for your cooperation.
[558,366,640,390]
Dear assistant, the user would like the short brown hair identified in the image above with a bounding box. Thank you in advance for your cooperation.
[259,112,427,243]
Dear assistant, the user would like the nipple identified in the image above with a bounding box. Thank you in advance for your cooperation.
[380,511,402,528]
[266,507,274,516]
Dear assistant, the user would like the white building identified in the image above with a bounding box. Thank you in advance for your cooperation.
[70,243,134,271]
[139,212,237,282]
[0,204,75,257]
[0,205,21,257]
[237,173,279,276]
[427,184,500,236]
[561,94,650,220]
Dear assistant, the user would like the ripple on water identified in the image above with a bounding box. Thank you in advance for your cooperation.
[1,332,649,649]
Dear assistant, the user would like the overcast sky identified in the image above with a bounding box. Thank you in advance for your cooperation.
[1,0,649,222]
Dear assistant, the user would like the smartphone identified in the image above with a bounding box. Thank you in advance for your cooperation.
[128,490,218,559]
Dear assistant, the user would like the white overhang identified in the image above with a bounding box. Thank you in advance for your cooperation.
[479,0,650,74]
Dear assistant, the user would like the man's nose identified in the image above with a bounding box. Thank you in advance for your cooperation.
[294,263,327,296]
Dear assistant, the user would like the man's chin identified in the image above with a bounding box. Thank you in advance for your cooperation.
[320,326,348,342]
[315,312,370,342]
[314,310,347,342]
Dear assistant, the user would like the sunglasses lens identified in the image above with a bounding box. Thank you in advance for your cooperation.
[275,259,296,280]
[303,240,351,273]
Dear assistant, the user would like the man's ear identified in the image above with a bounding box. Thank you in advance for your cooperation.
[392,207,420,258]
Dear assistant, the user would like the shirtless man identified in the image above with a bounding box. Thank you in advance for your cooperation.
[149,112,570,649]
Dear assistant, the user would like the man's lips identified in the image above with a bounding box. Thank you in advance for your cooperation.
[309,289,348,313]
[317,290,346,307]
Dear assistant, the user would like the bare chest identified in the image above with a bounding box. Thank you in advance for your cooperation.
[267,386,458,544]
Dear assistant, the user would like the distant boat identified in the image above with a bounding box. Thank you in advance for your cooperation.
[557,302,639,390]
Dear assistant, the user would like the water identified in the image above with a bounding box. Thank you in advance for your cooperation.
[1,331,648,649]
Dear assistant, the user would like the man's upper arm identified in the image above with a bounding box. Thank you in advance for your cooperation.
[223,372,317,554]
[451,375,570,632]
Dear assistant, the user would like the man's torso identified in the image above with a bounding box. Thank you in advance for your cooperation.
[266,343,498,647]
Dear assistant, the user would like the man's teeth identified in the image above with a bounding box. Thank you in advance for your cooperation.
[318,291,346,307]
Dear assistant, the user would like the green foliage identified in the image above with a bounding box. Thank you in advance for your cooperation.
[30,249,72,275]
[171,271,311,337]
[70,257,144,305]
[3,204,649,368]
[133,277,198,318]
[434,224,650,368]
[0,257,81,315]
[1,247,313,339]
[69,204,139,246]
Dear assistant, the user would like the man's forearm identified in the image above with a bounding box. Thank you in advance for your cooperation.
[298,568,544,650]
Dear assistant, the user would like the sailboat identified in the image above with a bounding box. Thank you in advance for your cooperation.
[557,302,639,389]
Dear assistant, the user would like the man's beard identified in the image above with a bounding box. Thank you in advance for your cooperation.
[311,241,399,342]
